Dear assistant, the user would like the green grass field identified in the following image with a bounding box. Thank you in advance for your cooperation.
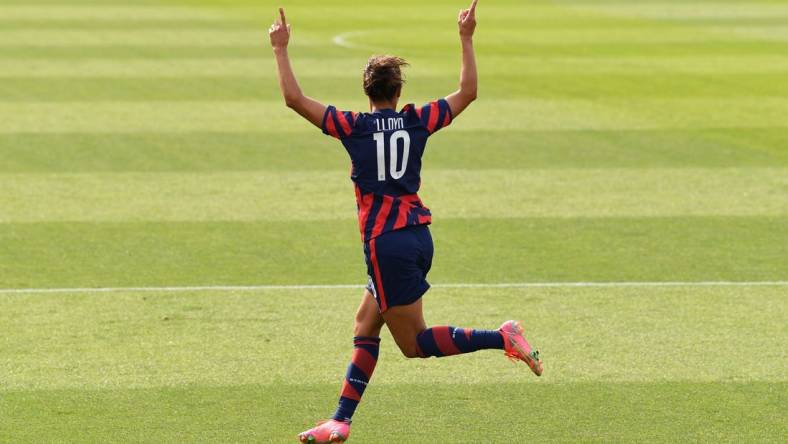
[1,0,787,442]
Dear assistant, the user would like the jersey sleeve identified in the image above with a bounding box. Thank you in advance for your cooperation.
[416,99,453,134]
[322,106,358,139]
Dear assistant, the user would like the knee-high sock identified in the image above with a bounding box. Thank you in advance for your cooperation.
[332,336,380,422]
[416,326,504,358]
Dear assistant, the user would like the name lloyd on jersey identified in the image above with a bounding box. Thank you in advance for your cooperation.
[374,117,405,132]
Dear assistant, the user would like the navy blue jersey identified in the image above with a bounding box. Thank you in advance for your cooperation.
[322,99,453,242]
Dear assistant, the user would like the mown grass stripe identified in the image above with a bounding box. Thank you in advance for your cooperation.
[0,30,306,47]
[0,25,781,48]
[1,383,784,442]
[2,281,787,295]
[1,99,787,133]
[1,217,785,288]
[570,3,788,20]
[0,127,788,174]
[0,6,230,21]
[4,74,788,103]
[5,17,787,30]
[2,41,786,60]
[3,57,788,78]
[1,286,785,388]
[1,169,785,222]
[2,128,786,172]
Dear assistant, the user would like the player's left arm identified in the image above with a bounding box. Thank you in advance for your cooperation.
[269,8,326,128]
[445,0,478,119]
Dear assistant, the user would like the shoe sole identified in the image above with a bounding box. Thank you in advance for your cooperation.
[298,433,347,443]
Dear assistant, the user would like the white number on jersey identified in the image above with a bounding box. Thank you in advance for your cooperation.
[373,130,410,181]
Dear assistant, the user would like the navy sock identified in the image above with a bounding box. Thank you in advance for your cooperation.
[416,326,504,358]
[332,336,380,422]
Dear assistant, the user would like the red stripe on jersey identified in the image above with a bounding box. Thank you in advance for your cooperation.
[417,213,431,224]
[433,326,461,356]
[356,185,374,239]
[336,110,352,136]
[369,239,387,311]
[441,110,451,129]
[370,195,394,239]
[325,111,340,138]
[340,380,361,401]
[399,193,420,203]
[393,200,409,230]
[352,348,377,379]
[393,194,420,229]
[427,101,440,133]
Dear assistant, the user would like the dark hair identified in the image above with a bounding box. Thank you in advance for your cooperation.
[363,55,408,102]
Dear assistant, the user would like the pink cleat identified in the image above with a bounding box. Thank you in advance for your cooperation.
[499,320,543,376]
[298,419,351,443]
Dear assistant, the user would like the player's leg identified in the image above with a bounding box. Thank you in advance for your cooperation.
[333,289,383,422]
[299,291,382,443]
[376,225,543,375]
[383,295,542,375]
[382,298,506,359]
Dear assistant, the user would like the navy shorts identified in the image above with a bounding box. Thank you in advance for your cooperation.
[364,224,434,312]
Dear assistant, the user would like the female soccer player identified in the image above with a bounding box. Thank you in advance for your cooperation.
[269,1,542,442]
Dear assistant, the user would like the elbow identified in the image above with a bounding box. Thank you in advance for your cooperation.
[464,89,478,102]
[283,93,303,109]
[284,96,299,109]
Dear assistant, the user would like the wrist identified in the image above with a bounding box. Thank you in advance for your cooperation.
[273,45,289,54]
[460,35,473,44]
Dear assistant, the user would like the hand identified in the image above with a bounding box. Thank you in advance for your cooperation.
[269,7,291,49]
[458,0,478,38]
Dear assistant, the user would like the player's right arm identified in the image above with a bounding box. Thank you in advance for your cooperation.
[269,8,326,128]
[445,0,478,119]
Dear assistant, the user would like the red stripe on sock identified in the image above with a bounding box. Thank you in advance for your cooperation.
[340,380,361,401]
[352,348,377,379]
[464,328,472,341]
[433,326,461,356]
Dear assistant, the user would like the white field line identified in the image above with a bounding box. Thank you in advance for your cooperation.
[332,31,371,49]
[1,281,787,295]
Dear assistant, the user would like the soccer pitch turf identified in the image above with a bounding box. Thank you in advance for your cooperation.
[1,0,787,442]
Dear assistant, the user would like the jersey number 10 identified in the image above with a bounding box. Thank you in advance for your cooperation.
[373,130,411,181]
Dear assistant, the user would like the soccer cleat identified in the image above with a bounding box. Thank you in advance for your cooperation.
[298,419,351,443]
[499,320,543,376]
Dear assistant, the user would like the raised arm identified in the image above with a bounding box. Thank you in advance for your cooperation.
[269,8,326,128]
[445,0,478,118]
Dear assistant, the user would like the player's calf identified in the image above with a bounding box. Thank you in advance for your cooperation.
[415,326,504,357]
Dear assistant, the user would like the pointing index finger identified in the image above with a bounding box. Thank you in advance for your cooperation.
[469,0,478,15]
[279,7,287,26]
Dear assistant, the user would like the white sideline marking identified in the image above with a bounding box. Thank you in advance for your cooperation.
[1,281,786,295]
[332,31,369,49]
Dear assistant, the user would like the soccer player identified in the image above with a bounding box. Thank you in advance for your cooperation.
[269,1,542,442]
